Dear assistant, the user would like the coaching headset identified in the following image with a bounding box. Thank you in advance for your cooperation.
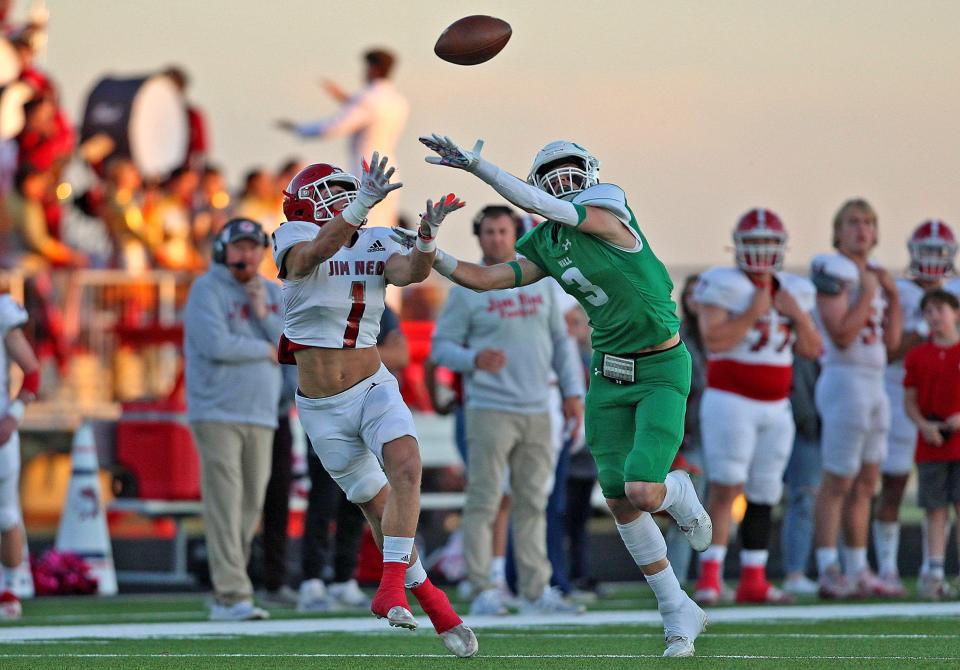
[471,204,526,239]
[212,217,270,266]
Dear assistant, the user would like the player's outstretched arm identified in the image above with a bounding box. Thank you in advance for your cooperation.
[388,227,545,291]
[446,256,545,292]
[385,195,465,286]
[420,134,630,244]
[284,152,402,280]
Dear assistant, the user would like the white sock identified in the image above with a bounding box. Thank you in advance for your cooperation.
[816,547,839,576]
[927,557,946,580]
[646,562,686,613]
[490,556,506,585]
[841,545,867,579]
[405,557,428,588]
[700,544,727,564]
[740,549,769,568]
[616,513,667,567]
[0,566,16,591]
[382,536,415,564]
[872,521,900,575]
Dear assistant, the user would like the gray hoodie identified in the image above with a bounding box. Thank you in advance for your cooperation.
[431,278,584,413]
[184,264,284,428]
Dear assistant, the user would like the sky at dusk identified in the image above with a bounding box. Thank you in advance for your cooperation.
[40,0,960,271]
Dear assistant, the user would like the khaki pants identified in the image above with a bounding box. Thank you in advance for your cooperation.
[192,421,274,605]
[463,408,554,601]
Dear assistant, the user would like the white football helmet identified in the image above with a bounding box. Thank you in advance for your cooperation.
[526,141,600,200]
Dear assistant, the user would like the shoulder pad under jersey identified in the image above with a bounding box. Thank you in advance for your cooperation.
[777,272,816,313]
[810,253,858,294]
[573,183,630,223]
[693,266,754,313]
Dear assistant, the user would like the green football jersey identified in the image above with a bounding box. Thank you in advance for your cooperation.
[515,186,679,353]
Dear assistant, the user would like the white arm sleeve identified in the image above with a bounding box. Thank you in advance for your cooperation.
[473,159,582,227]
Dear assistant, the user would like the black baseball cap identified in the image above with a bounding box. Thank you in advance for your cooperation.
[222,218,265,244]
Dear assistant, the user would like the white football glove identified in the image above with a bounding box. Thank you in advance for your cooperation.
[342,152,403,226]
[358,151,403,206]
[420,134,485,172]
[388,226,418,249]
[417,194,465,251]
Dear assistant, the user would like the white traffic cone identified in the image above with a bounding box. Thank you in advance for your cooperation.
[55,423,117,595]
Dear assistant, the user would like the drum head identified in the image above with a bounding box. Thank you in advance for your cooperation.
[129,74,188,179]
[0,38,21,87]
[0,81,31,140]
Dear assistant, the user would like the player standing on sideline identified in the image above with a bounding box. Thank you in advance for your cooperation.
[0,295,40,621]
[271,153,476,658]
[692,209,821,606]
[419,134,711,658]
[874,221,958,595]
[810,198,902,599]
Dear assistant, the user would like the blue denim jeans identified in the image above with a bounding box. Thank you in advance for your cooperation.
[781,435,822,576]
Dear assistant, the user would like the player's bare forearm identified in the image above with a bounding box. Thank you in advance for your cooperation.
[793,313,823,359]
[449,258,544,292]
[386,248,435,287]
[285,217,357,278]
[699,306,761,353]
[818,292,874,348]
[882,297,902,356]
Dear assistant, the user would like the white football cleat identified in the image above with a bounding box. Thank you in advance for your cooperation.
[439,623,479,657]
[669,471,712,552]
[296,578,331,613]
[469,588,509,616]
[379,605,418,630]
[0,591,21,621]
[209,600,270,621]
[662,594,708,658]
[782,574,819,596]
[328,579,371,609]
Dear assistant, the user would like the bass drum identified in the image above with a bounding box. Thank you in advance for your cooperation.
[0,37,20,87]
[80,73,188,179]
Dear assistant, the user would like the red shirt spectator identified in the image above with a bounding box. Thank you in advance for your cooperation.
[904,334,960,462]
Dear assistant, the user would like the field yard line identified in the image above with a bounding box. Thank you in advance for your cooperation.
[1,601,959,642]
[0,653,959,661]
[483,632,960,639]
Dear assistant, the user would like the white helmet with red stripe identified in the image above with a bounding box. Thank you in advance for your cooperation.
[908,219,957,281]
[282,163,360,226]
[733,208,787,273]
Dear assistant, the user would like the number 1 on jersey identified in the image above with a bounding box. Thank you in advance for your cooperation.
[343,281,366,348]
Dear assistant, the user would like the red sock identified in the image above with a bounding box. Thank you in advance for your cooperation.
[371,562,409,617]
[411,578,462,634]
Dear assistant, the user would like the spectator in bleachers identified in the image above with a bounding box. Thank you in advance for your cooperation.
[237,168,281,233]
[6,165,83,270]
[184,217,283,621]
[164,65,209,171]
[148,166,202,271]
[275,48,408,230]
[193,164,231,262]
[101,158,153,272]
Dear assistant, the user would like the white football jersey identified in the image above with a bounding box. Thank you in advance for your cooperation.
[811,253,887,369]
[694,266,815,367]
[883,278,926,384]
[0,295,27,413]
[272,222,407,349]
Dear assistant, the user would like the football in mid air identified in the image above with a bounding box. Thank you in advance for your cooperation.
[434,15,512,66]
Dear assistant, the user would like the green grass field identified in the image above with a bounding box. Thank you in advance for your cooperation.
[2,589,959,669]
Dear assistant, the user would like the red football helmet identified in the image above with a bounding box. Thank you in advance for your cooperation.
[908,219,957,281]
[733,208,788,273]
[282,163,360,225]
